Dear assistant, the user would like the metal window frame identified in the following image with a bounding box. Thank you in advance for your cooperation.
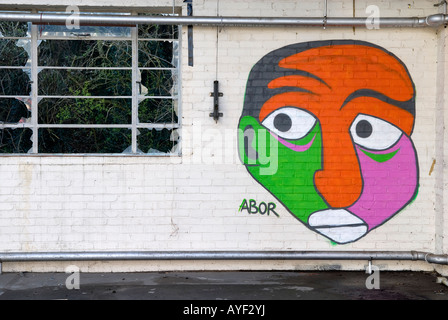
[0,12,181,156]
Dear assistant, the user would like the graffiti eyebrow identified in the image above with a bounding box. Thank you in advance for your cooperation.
[301,71,331,88]
[269,86,317,96]
[340,89,415,116]
[275,69,331,88]
[267,72,330,96]
[283,68,331,87]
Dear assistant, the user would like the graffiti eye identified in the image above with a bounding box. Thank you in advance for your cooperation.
[262,107,317,140]
[350,114,403,150]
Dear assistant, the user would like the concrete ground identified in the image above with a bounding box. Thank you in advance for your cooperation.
[0,271,447,300]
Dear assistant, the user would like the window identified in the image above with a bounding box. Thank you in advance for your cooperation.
[0,12,180,155]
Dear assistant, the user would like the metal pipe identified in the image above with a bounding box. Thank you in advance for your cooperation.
[0,12,446,28]
[0,251,447,264]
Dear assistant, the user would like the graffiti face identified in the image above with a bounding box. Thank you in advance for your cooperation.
[238,41,419,244]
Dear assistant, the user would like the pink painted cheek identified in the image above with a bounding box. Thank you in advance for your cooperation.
[271,132,316,152]
[347,135,418,230]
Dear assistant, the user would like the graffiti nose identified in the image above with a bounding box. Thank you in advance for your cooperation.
[314,136,363,208]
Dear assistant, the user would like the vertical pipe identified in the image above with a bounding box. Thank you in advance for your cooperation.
[186,0,194,66]
[353,0,356,34]
[435,19,445,256]
[323,0,328,29]
[131,20,138,154]
[215,0,220,80]
[176,24,183,156]
[30,21,38,153]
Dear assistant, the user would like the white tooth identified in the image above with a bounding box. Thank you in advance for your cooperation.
[308,209,365,227]
[315,226,368,244]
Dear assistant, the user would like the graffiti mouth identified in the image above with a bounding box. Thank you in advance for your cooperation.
[307,209,368,244]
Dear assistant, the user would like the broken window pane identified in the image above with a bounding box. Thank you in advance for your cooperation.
[0,98,30,123]
[38,128,131,153]
[38,40,132,68]
[0,128,32,153]
[138,18,178,39]
[138,40,174,68]
[0,39,30,66]
[0,14,180,155]
[0,69,31,95]
[38,69,132,96]
[0,21,30,38]
[39,25,132,38]
[138,98,177,124]
[38,98,131,125]
[37,12,131,38]
[137,128,178,154]
[139,70,176,97]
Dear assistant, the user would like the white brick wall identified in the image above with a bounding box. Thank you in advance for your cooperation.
[0,0,446,273]
[439,21,448,276]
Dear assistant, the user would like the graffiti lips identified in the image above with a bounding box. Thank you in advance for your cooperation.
[308,209,368,244]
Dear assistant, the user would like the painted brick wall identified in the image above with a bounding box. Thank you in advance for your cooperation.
[0,0,446,273]
[439,21,448,277]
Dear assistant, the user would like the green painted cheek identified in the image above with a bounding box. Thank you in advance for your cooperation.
[359,148,399,163]
[238,116,328,224]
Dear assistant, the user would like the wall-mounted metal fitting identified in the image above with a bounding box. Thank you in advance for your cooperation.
[425,13,447,27]
[210,80,223,123]
[184,0,194,66]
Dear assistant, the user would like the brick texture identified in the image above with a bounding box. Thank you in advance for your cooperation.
[0,0,445,273]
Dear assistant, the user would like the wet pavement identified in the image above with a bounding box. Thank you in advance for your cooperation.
[0,270,447,301]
